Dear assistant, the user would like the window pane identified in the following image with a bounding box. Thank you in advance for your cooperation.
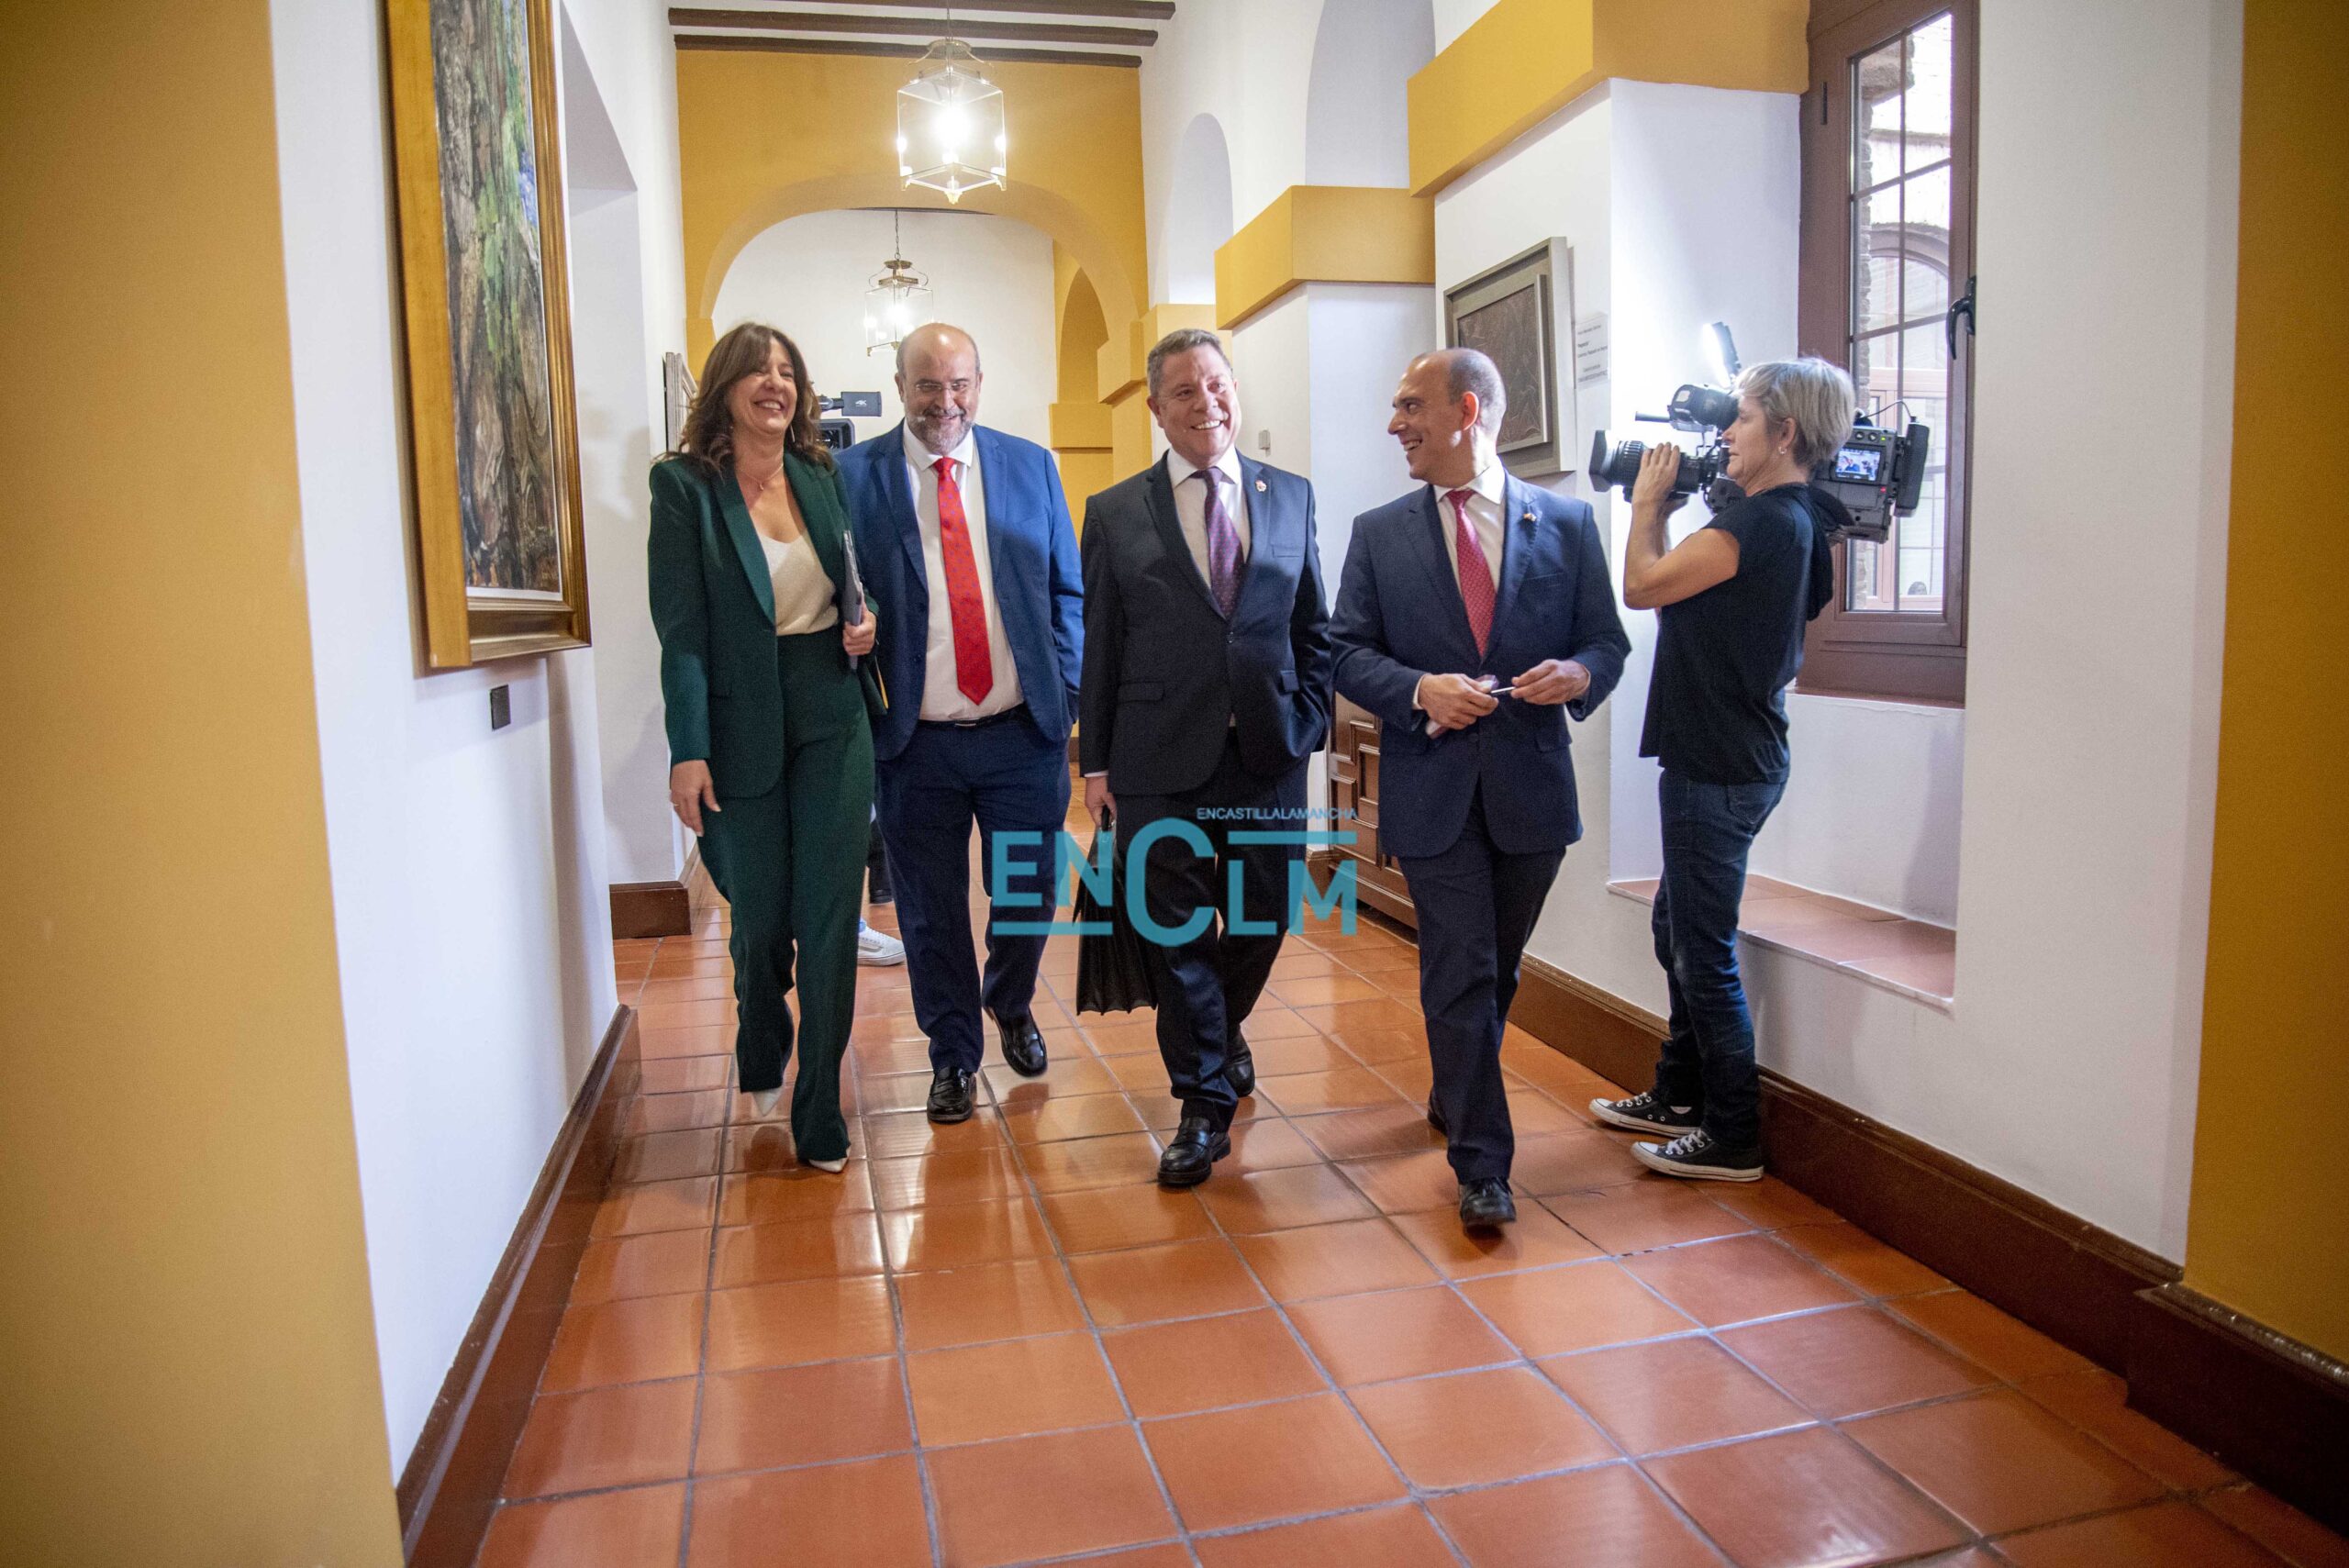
[1855,37,1905,191]
[1901,165,1952,320]
[1855,183,1904,334]
[1846,537,1894,613]
[1846,325,1901,614]
[1904,14,1954,173]
[1896,319,1950,612]
[1853,329,1900,425]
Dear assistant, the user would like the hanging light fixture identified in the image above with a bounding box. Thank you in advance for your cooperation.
[896,10,1007,206]
[863,209,934,357]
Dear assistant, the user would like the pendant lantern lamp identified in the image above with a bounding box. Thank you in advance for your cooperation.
[864,210,933,357]
[896,24,1007,206]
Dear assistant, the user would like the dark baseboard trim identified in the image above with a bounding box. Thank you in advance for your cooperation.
[1758,1069,2177,1373]
[1497,960,2349,1523]
[396,1005,638,1567]
[1514,955,1662,1095]
[610,880,690,940]
[2128,1284,2349,1536]
[1508,959,2177,1372]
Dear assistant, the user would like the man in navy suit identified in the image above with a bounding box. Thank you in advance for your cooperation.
[837,324,1084,1125]
[1080,328,1333,1187]
[1331,349,1630,1230]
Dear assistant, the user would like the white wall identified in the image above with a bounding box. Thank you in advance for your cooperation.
[1141,0,1318,290]
[1306,0,1436,187]
[1412,5,2239,1258]
[268,0,683,1468]
[1431,0,1500,51]
[1162,115,1238,306]
[564,18,679,889]
[712,208,1057,450]
[1948,0,2237,1254]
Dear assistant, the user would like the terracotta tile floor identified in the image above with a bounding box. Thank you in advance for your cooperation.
[482,815,2346,1567]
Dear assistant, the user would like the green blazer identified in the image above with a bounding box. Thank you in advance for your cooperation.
[648,450,883,798]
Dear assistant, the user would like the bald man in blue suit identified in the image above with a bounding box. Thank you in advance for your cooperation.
[1332,349,1629,1232]
[836,324,1084,1128]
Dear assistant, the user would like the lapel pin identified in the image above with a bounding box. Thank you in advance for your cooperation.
[1255,479,1267,493]
[1522,509,1536,523]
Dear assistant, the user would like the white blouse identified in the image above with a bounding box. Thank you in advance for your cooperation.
[758,529,840,636]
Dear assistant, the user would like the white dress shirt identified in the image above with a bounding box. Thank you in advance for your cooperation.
[1165,443,1252,586]
[758,528,840,635]
[1436,461,1507,592]
[902,425,1023,721]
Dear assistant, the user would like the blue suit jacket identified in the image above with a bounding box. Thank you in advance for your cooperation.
[1330,476,1630,860]
[835,424,1085,762]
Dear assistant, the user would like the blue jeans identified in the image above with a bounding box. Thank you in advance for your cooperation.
[1649,768,1785,1151]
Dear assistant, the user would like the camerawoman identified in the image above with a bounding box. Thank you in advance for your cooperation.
[1587,358,1857,1183]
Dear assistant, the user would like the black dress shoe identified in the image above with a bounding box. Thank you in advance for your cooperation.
[926,1067,975,1124]
[1156,1115,1231,1188]
[1458,1177,1517,1231]
[995,1013,1049,1077]
[1426,1095,1448,1138]
[1227,1033,1255,1099]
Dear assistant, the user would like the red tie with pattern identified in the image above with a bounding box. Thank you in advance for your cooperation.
[1447,487,1496,658]
[934,457,993,705]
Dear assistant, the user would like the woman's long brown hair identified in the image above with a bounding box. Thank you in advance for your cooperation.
[669,323,833,477]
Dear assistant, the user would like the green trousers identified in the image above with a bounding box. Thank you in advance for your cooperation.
[698,631,874,1163]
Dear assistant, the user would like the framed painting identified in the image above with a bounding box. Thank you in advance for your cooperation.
[388,0,589,667]
[1442,240,1575,479]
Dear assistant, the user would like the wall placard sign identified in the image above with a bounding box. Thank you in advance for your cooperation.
[1574,314,1609,384]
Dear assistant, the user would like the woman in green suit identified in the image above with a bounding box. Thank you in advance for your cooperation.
[651,323,882,1172]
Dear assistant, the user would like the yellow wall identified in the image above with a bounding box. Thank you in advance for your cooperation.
[1095,303,1218,478]
[674,46,1148,369]
[0,5,402,1562]
[1052,244,1113,525]
[1408,0,1807,195]
[1214,185,1435,329]
[2183,0,2349,1363]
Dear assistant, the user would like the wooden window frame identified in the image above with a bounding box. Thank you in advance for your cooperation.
[1799,0,1978,705]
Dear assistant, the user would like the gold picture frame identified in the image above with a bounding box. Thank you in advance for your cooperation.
[387,0,589,668]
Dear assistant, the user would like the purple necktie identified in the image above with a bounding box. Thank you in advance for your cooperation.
[1199,469,1241,618]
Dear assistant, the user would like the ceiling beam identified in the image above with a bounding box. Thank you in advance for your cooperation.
[671,7,1154,47]
[674,32,1142,68]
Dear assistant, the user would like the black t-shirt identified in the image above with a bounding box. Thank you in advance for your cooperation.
[1640,484,1836,785]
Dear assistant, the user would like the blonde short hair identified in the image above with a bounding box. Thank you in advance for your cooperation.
[1735,358,1856,468]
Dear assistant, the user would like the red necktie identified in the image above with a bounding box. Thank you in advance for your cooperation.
[934,457,993,705]
[1448,488,1496,657]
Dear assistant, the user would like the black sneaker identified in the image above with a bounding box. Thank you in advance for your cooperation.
[1589,1089,1700,1138]
[1631,1129,1764,1183]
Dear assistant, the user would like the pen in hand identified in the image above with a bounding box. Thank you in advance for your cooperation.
[1424,678,1513,738]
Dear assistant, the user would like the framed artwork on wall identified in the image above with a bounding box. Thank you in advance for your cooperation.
[662,352,697,453]
[388,0,590,668]
[1442,240,1575,480]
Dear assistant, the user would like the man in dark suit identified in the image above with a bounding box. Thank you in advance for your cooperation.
[1330,349,1630,1230]
[1080,328,1333,1187]
[836,324,1084,1124]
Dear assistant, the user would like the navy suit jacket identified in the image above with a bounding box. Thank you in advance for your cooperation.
[1078,454,1333,797]
[835,423,1084,762]
[1330,476,1630,860]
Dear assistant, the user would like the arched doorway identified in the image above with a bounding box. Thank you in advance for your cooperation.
[1158,114,1234,306]
[1305,0,1437,188]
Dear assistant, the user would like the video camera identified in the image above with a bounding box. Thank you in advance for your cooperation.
[1587,324,1927,542]
[816,391,885,452]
